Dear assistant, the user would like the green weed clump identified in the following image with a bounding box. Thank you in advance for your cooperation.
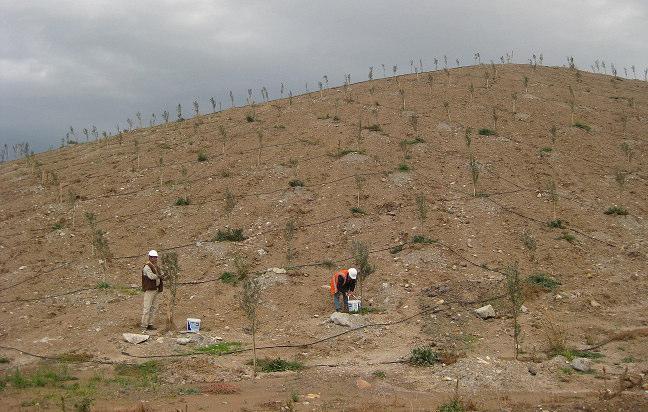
[573,122,591,132]
[604,206,628,216]
[197,152,208,162]
[372,370,386,379]
[0,357,9,364]
[478,128,496,136]
[389,244,404,254]
[195,342,242,356]
[551,348,603,361]
[412,235,436,244]
[398,163,410,172]
[52,222,64,231]
[557,232,576,243]
[96,281,111,289]
[251,358,304,373]
[219,271,244,285]
[175,197,190,206]
[113,360,159,388]
[527,273,561,291]
[547,219,566,229]
[364,124,382,132]
[289,179,304,187]
[409,346,439,366]
[438,399,465,412]
[350,207,366,215]
[5,366,76,389]
[213,228,246,242]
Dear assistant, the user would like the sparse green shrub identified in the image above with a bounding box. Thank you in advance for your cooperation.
[195,342,242,356]
[372,370,386,379]
[409,346,439,366]
[350,207,366,215]
[113,360,159,388]
[551,348,603,361]
[0,357,9,364]
[213,228,246,242]
[197,152,208,162]
[6,366,76,389]
[527,273,560,291]
[548,219,566,229]
[245,115,255,122]
[605,206,628,216]
[401,137,425,146]
[74,397,93,412]
[358,306,384,315]
[289,179,304,187]
[252,358,303,373]
[540,147,552,154]
[504,264,524,359]
[557,232,576,243]
[52,221,64,231]
[478,128,496,136]
[175,197,190,206]
[573,122,591,132]
[389,244,404,254]
[96,281,111,289]
[178,387,201,395]
[219,271,241,285]
[364,124,382,132]
[438,400,465,412]
[398,163,410,172]
[412,235,435,244]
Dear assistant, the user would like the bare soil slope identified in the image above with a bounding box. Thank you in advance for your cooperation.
[1,64,647,411]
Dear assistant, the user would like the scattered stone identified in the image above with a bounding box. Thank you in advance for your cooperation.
[590,300,601,307]
[355,378,372,389]
[571,357,593,372]
[306,394,320,399]
[270,267,286,274]
[330,312,363,328]
[514,112,531,121]
[528,364,538,376]
[474,304,496,319]
[176,337,192,345]
[520,305,528,313]
[123,333,150,344]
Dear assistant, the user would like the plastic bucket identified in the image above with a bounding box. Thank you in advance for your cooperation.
[186,318,201,333]
[347,300,362,313]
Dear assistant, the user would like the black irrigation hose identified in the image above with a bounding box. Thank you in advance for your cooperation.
[0,345,117,365]
[0,287,96,305]
[0,263,69,292]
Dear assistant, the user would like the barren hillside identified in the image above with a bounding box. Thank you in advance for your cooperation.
[1,64,647,411]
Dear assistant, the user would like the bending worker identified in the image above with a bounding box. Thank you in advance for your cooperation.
[330,267,358,312]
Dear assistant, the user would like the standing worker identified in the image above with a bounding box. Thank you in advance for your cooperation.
[141,250,164,330]
[330,268,358,312]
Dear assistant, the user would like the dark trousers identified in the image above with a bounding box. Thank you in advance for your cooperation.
[334,292,349,312]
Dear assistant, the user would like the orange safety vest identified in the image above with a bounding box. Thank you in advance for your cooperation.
[330,269,350,295]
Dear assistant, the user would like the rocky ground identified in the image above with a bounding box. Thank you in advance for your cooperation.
[1,63,647,410]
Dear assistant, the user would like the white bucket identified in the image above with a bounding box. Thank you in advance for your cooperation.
[186,318,201,333]
[348,300,362,313]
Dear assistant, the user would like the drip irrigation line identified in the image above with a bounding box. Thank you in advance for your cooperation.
[0,345,116,365]
[0,287,95,305]
[0,263,69,293]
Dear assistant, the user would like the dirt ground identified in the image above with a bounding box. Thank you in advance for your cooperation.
[1,63,647,411]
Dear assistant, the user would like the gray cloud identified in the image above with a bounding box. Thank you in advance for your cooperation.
[1,0,646,153]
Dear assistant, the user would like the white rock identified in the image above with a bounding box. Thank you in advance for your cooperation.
[123,333,150,344]
[176,337,192,345]
[520,305,528,313]
[474,304,496,319]
[590,300,601,307]
[571,357,593,372]
[330,312,363,328]
[270,267,287,274]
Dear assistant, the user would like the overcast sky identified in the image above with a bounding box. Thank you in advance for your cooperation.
[1,0,647,154]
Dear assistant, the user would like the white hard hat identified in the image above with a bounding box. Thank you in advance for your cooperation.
[148,250,158,257]
[348,268,358,279]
